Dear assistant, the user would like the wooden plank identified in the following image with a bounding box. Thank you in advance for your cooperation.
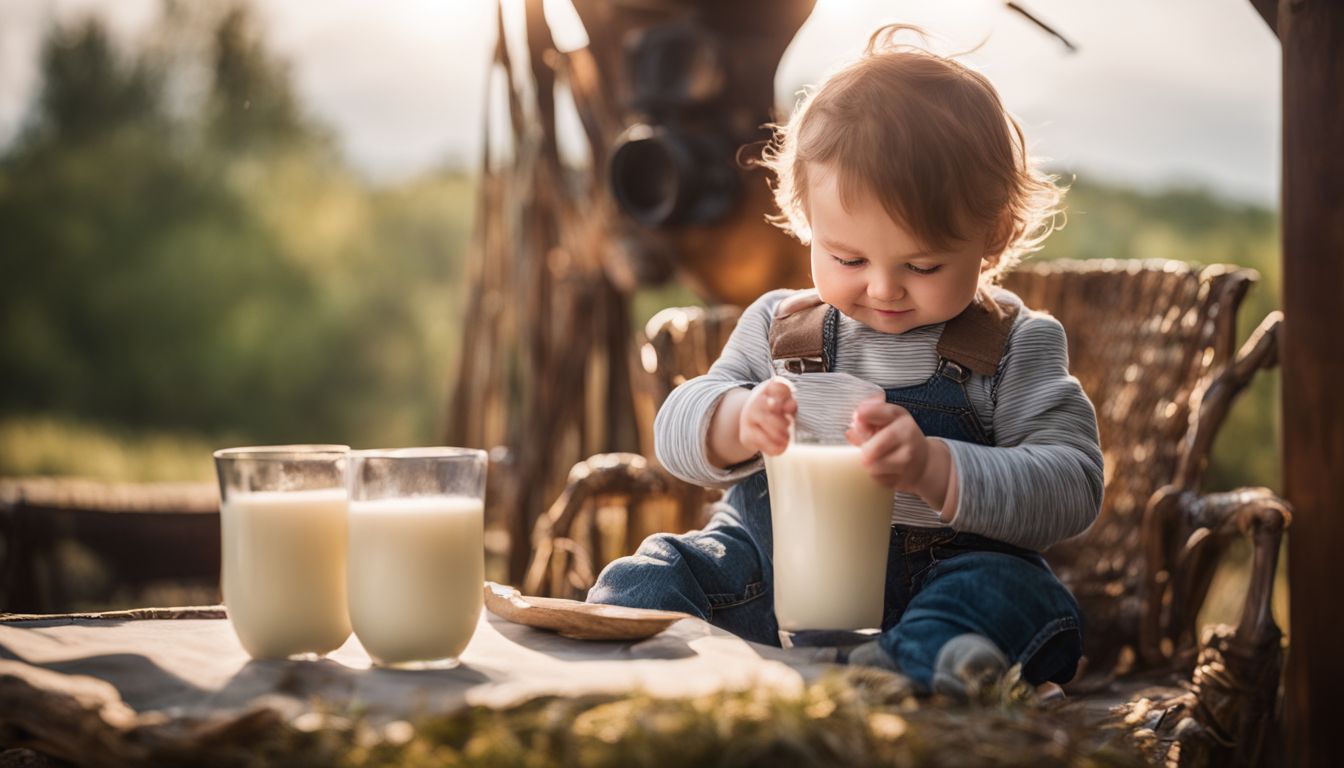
[1252,0,1280,37]
[1279,1,1344,766]
[0,480,220,612]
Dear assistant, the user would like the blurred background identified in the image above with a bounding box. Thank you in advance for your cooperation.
[0,0,1282,613]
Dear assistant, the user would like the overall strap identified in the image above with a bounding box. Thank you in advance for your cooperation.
[936,297,1020,378]
[769,289,1020,378]
[769,290,830,374]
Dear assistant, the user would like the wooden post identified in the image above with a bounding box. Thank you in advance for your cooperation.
[1278,1,1344,765]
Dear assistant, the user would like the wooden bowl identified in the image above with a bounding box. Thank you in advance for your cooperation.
[483,582,690,641]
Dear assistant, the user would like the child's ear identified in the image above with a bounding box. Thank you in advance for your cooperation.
[981,210,1016,271]
[988,210,1016,252]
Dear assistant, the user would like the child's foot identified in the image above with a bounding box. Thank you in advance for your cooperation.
[931,633,1008,700]
[839,640,903,673]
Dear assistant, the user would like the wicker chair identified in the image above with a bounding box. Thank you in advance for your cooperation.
[525,259,1289,766]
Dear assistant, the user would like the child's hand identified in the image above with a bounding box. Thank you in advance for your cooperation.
[847,397,935,494]
[739,377,797,457]
[847,397,956,517]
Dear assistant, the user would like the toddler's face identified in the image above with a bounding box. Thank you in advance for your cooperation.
[806,163,988,334]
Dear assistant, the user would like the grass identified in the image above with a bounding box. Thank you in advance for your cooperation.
[220,669,1149,768]
[0,415,216,482]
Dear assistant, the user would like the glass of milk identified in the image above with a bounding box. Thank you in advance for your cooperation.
[345,447,486,668]
[763,375,895,633]
[213,445,353,660]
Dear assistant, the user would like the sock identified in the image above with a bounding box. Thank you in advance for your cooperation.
[842,639,903,673]
[931,633,1008,700]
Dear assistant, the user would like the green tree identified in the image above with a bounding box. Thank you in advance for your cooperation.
[205,4,326,155]
[0,3,468,449]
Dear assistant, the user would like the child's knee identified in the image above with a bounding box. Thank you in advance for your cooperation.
[599,531,695,576]
[588,545,674,595]
[631,531,693,562]
[586,534,702,613]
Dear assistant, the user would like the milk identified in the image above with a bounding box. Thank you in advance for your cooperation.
[346,495,484,665]
[764,443,894,631]
[220,488,352,659]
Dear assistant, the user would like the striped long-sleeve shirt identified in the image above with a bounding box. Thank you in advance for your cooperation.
[653,287,1104,552]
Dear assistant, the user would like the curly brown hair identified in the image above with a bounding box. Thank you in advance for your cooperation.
[756,25,1065,284]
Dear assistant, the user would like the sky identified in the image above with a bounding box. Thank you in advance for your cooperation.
[1,0,1282,205]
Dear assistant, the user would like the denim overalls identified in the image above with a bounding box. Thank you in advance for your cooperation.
[588,297,1084,690]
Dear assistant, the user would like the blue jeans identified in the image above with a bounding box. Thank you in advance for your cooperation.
[587,478,1083,688]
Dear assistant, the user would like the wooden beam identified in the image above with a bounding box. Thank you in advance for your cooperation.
[1281,1,1344,766]
[1251,0,1280,37]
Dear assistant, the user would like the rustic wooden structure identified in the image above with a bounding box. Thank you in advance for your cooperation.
[0,479,219,612]
[1250,2,1344,766]
[443,0,640,587]
[526,259,1290,766]
[444,0,815,587]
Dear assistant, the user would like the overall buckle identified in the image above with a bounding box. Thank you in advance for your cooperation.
[773,357,826,375]
[937,359,971,383]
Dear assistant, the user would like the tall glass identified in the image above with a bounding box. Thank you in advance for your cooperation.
[214,445,353,660]
[764,435,894,632]
[346,447,486,668]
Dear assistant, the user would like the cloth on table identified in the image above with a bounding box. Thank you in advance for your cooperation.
[0,608,835,729]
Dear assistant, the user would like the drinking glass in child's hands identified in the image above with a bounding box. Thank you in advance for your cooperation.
[847,397,957,517]
[739,377,797,456]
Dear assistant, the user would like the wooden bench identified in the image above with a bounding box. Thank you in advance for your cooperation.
[525,259,1290,767]
[0,479,220,612]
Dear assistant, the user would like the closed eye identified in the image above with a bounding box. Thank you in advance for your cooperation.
[831,254,866,267]
[906,263,942,275]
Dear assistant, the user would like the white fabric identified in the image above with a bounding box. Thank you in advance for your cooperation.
[0,611,835,727]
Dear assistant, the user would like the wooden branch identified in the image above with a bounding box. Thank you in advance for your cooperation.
[497,2,526,152]
[1204,267,1256,368]
[525,0,561,169]
[1173,309,1281,491]
[1250,0,1280,37]
[1138,485,1185,666]
[1005,3,1078,52]
[1180,488,1290,650]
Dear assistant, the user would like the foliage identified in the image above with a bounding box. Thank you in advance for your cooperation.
[0,2,472,453]
[0,415,215,482]
[205,670,1147,768]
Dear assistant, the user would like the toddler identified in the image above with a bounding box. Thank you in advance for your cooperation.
[588,25,1102,696]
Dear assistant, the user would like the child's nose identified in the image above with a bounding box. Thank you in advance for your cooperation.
[867,271,906,302]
